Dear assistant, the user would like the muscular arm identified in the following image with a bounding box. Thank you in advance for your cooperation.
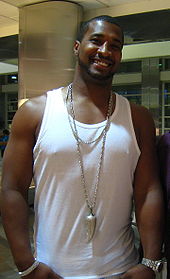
[133,105,164,260]
[1,94,63,279]
[0,96,44,270]
[121,105,164,279]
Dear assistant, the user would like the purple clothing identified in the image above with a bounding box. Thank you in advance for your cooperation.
[157,132,170,278]
[157,132,170,209]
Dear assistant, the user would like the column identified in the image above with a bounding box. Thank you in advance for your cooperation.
[19,1,82,103]
[142,58,160,130]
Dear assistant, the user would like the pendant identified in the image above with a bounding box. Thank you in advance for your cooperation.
[85,209,96,242]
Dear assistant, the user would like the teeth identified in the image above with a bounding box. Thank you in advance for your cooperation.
[94,60,109,67]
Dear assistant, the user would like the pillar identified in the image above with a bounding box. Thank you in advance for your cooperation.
[142,58,160,131]
[18,1,82,103]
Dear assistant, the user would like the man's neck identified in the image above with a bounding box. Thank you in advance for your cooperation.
[72,76,113,105]
[64,80,115,125]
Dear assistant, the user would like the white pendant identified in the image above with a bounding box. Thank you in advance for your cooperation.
[85,211,96,242]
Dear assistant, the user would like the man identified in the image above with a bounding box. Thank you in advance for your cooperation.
[157,132,170,278]
[0,15,164,279]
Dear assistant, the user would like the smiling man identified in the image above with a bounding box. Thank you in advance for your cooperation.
[74,19,123,81]
[1,15,164,279]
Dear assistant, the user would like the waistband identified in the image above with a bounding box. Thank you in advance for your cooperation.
[64,274,123,279]
[102,274,122,279]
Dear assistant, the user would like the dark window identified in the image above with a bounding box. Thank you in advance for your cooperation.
[165,58,170,70]
[7,74,18,84]
[164,94,170,105]
[117,61,141,73]
[164,118,170,128]
[112,84,141,95]
[0,75,6,85]
[165,106,170,116]
[164,83,170,92]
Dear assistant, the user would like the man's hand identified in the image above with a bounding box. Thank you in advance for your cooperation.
[21,262,63,279]
[120,264,156,279]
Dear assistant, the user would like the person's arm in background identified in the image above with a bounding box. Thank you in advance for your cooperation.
[0,95,62,279]
[121,105,164,279]
[157,132,170,278]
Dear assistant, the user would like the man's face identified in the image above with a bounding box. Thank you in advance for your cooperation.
[74,20,123,81]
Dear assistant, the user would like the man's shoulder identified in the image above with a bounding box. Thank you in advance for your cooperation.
[19,93,47,117]
[130,102,149,114]
[11,93,47,134]
[13,86,64,129]
[24,93,47,108]
[129,102,154,126]
[23,86,64,115]
[129,102,155,146]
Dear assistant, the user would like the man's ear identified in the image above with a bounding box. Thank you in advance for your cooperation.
[74,40,80,56]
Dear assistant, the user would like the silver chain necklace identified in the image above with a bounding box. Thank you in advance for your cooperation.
[67,83,113,145]
[66,84,113,242]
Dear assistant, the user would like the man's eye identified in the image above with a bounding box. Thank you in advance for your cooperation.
[90,38,101,45]
[111,44,121,50]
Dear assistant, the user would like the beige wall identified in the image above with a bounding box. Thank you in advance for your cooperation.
[0,24,18,37]
[122,41,170,61]
[84,0,170,19]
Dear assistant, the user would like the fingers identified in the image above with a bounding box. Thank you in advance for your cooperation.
[23,262,63,279]
[119,264,156,279]
[51,272,63,279]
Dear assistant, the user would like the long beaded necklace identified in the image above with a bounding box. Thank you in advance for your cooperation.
[66,83,113,242]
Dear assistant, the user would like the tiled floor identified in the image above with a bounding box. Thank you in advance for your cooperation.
[0,157,34,279]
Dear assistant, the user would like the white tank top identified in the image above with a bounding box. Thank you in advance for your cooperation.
[33,87,141,278]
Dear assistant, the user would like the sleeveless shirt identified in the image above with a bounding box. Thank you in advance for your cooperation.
[33,87,141,278]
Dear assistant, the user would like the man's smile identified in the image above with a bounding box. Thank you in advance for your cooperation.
[90,58,113,69]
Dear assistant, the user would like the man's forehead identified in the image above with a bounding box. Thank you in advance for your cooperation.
[87,20,121,35]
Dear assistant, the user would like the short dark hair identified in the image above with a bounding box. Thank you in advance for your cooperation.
[77,15,124,45]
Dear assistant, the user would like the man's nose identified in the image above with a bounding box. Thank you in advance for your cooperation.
[97,42,111,56]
